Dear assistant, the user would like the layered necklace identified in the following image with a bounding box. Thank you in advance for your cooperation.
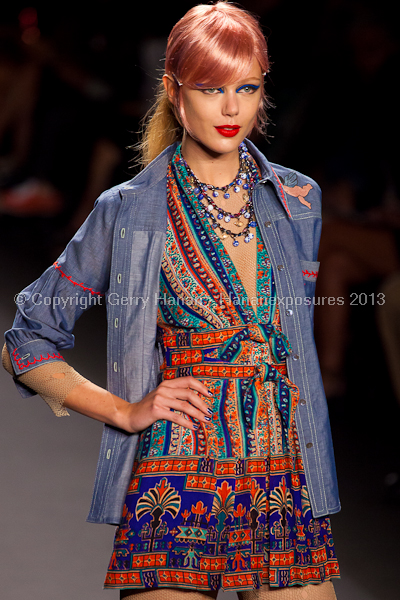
[177,142,259,246]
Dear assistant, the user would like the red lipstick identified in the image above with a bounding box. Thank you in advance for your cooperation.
[215,125,240,137]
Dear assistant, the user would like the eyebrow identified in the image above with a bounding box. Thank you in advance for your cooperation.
[238,76,263,83]
[195,76,262,88]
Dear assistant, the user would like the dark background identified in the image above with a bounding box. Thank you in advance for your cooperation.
[1,1,400,598]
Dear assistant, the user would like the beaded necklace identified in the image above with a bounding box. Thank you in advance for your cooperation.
[176,142,259,246]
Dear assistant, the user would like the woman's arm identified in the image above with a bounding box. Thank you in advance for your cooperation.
[4,187,119,385]
[64,376,213,433]
[3,343,212,432]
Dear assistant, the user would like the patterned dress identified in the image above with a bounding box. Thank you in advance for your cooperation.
[104,146,340,592]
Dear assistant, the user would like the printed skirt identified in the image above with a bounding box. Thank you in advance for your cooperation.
[104,325,340,591]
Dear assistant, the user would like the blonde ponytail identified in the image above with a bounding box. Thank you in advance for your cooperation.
[136,81,183,168]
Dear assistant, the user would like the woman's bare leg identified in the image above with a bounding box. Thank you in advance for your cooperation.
[120,589,218,600]
[238,581,337,600]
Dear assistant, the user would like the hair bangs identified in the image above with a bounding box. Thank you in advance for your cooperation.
[182,34,259,89]
[166,3,269,88]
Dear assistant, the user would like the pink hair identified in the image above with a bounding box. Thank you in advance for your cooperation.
[165,2,270,134]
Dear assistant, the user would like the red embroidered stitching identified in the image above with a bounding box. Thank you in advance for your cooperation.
[12,348,64,371]
[53,262,103,295]
[302,270,318,279]
[271,168,293,218]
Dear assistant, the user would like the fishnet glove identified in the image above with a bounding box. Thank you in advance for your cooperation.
[2,343,88,417]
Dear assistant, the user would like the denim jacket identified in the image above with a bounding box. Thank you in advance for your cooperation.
[5,140,340,524]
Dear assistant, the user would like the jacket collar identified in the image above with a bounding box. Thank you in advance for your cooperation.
[244,139,292,218]
[123,143,178,191]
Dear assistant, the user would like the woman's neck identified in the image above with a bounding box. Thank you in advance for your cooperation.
[181,135,240,188]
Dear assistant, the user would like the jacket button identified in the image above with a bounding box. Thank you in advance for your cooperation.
[306,442,313,448]
[117,273,122,284]
[277,264,284,271]
[264,221,272,228]
[300,398,306,406]
[292,354,299,361]
[286,309,293,316]
[120,228,126,239]
[113,362,118,372]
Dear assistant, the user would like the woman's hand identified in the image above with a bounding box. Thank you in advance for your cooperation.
[122,376,213,434]
[64,376,213,434]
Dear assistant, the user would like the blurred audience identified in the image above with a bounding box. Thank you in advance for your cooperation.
[377,273,400,408]
[0,28,40,187]
[300,3,400,399]
[0,7,144,240]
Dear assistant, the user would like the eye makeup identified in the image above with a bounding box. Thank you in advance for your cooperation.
[236,84,260,93]
[199,83,261,94]
[201,87,224,94]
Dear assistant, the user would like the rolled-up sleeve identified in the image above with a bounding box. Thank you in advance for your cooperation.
[4,186,121,396]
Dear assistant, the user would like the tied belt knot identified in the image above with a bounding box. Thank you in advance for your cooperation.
[157,323,299,446]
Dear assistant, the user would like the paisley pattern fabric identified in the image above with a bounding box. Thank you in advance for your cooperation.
[104,146,340,591]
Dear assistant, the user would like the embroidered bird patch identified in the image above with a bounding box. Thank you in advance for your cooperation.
[279,172,312,209]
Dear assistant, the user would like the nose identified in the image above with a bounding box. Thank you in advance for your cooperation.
[222,90,239,117]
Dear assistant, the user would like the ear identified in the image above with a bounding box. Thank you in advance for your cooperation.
[163,74,177,105]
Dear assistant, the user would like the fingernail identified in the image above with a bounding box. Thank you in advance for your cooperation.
[207,390,214,396]
[207,408,213,415]
[192,424,199,430]
[204,416,211,421]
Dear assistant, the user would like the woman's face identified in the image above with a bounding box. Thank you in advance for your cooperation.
[165,57,263,158]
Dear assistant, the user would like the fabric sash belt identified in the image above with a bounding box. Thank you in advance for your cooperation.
[157,324,299,446]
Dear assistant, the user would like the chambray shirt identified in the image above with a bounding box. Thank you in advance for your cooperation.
[5,140,340,524]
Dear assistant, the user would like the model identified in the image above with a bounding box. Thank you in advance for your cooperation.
[3,3,340,599]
